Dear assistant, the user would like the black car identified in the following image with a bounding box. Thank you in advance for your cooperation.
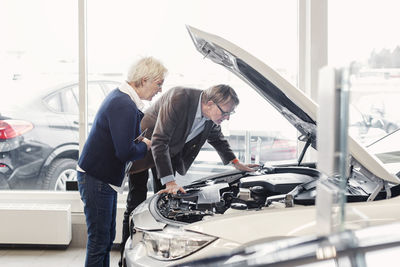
[0,78,120,190]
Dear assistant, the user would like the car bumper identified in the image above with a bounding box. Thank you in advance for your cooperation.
[0,139,52,186]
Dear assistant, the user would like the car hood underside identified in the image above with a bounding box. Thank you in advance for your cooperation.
[186,25,400,185]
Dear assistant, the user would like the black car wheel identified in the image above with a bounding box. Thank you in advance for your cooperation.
[42,158,78,191]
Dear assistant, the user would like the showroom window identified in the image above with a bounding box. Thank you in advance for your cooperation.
[0,0,79,191]
[329,0,400,147]
[1,0,298,191]
[87,0,299,185]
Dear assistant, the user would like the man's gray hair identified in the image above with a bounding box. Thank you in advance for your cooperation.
[202,84,239,106]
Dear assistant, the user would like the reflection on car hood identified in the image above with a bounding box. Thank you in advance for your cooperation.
[182,192,400,244]
[186,25,399,184]
[181,221,400,266]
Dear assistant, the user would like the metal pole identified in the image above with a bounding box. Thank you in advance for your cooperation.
[244,131,251,164]
[78,0,88,154]
[338,67,350,231]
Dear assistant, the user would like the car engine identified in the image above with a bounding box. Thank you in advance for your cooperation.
[157,166,320,223]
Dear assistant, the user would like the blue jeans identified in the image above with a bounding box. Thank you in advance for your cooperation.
[78,171,117,267]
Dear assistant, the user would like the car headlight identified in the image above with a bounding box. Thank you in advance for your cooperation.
[142,228,216,260]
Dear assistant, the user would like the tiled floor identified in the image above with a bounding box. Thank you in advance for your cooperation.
[0,247,120,267]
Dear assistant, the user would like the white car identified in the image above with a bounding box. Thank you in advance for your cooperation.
[179,221,400,266]
[122,25,400,266]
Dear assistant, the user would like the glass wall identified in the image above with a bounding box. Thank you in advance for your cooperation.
[329,0,400,147]
[0,0,79,191]
[0,0,298,191]
[87,0,299,184]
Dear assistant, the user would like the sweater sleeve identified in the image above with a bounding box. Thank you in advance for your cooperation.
[108,103,147,163]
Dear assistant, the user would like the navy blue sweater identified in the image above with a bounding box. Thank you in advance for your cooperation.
[78,89,147,186]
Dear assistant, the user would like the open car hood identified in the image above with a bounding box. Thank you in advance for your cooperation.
[186,25,399,184]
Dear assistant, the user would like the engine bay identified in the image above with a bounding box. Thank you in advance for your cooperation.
[155,165,400,224]
[156,166,321,223]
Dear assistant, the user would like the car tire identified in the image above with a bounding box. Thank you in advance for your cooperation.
[42,158,78,191]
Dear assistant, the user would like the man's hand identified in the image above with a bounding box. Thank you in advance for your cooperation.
[141,138,152,150]
[157,181,186,195]
[233,161,259,172]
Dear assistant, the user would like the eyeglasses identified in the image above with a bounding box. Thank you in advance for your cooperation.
[154,81,163,89]
[152,79,163,89]
[213,101,235,117]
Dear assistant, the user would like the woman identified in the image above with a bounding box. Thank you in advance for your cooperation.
[77,57,167,267]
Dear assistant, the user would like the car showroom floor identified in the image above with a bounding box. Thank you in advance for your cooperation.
[0,247,120,267]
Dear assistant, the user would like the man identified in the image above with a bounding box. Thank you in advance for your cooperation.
[120,84,257,260]
[77,57,167,267]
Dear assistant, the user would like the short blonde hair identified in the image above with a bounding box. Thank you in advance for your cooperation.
[126,57,168,87]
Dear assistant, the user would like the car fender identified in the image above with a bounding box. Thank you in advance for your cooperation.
[41,144,79,174]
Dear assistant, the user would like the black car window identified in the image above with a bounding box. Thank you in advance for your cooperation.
[102,82,119,94]
[88,83,105,115]
[45,92,62,112]
[63,87,79,114]
[70,83,106,116]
